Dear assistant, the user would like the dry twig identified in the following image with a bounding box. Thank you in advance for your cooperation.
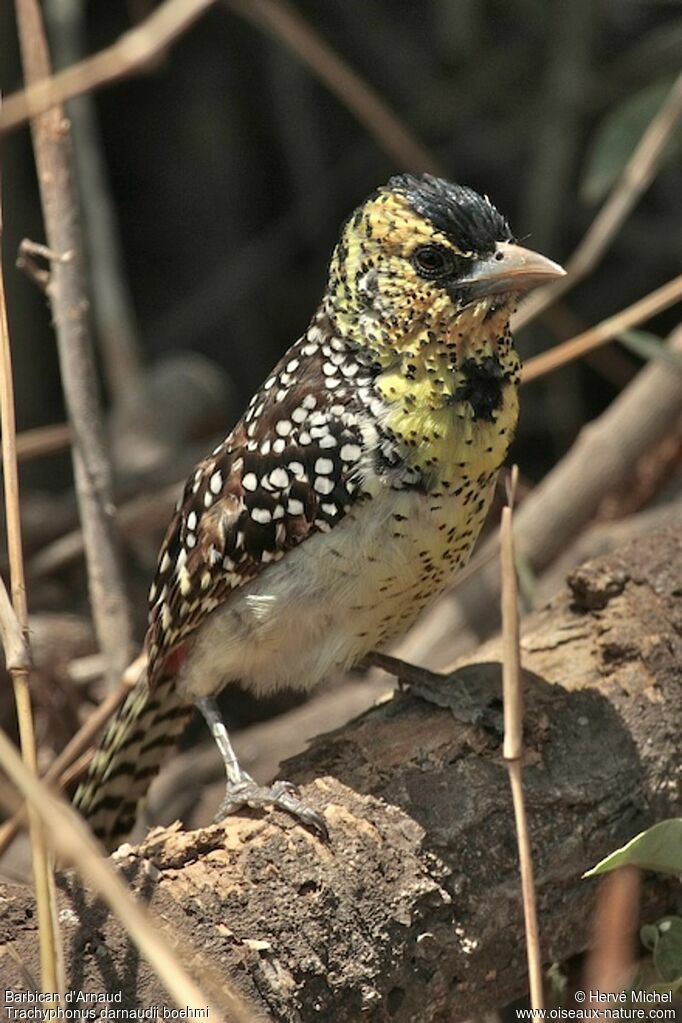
[28,480,181,577]
[15,0,134,687]
[15,421,71,462]
[500,471,543,1010]
[514,73,682,331]
[583,868,641,1001]
[522,274,682,383]
[226,0,441,173]
[0,0,439,177]
[0,674,134,856]
[44,0,143,403]
[0,726,252,1023]
[0,574,31,672]
[0,132,62,995]
[0,0,216,135]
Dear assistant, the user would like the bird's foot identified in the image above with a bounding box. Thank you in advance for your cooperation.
[213,777,329,841]
[370,652,503,733]
[416,664,503,733]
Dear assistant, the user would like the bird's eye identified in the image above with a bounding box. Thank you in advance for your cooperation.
[411,244,453,280]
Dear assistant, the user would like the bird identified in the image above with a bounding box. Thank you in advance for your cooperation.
[74,174,564,850]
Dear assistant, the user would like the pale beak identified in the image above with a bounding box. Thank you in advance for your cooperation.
[462,241,566,298]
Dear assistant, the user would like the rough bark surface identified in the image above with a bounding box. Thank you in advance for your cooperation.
[1,528,680,1021]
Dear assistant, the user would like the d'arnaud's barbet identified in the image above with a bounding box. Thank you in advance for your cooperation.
[75,174,564,848]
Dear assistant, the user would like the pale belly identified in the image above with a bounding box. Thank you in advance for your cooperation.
[178,480,495,700]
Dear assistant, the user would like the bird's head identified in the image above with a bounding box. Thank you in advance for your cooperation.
[325,173,564,360]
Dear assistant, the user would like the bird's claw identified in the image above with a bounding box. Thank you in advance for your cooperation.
[214,777,329,841]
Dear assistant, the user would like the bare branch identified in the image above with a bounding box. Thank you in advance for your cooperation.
[517,324,682,569]
[0,574,31,672]
[500,494,543,1011]
[522,274,682,383]
[0,0,216,136]
[15,0,134,687]
[227,0,442,173]
[44,0,143,402]
[28,480,181,578]
[0,654,145,857]
[16,422,71,462]
[0,99,63,995]
[514,73,682,331]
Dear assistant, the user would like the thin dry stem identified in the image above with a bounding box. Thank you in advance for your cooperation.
[504,464,519,513]
[0,654,144,855]
[0,573,31,671]
[522,274,682,384]
[583,867,641,998]
[0,727,254,1023]
[514,72,682,331]
[0,0,216,135]
[16,237,65,291]
[0,126,63,996]
[15,0,134,688]
[0,679,130,855]
[45,0,143,402]
[29,480,181,578]
[228,0,441,173]
[500,506,522,761]
[507,763,544,1009]
[56,748,94,790]
[16,421,71,462]
[500,500,543,1009]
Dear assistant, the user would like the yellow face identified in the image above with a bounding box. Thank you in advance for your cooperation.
[325,184,515,364]
[321,175,564,487]
[324,179,513,485]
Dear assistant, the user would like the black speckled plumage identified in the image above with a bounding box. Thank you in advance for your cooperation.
[74,173,564,851]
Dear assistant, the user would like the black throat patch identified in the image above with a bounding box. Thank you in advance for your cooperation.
[451,356,507,421]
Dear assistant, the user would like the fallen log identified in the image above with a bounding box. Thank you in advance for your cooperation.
[1,527,680,1020]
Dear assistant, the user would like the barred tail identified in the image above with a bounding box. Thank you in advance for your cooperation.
[74,671,193,851]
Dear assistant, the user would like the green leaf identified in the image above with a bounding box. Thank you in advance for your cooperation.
[545,962,568,1008]
[581,79,679,203]
[584,819,682,877]
[652,917,682,984]
[641,924,660,953]
[619,330,682,374]
[515,550,536,612]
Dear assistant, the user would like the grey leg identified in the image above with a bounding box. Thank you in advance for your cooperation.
[196,697,329,840]
[196,697,246,786]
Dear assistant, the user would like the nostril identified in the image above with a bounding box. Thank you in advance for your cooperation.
[494,250,504,261]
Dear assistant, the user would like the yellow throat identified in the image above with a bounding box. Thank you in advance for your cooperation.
[324,190,521,491]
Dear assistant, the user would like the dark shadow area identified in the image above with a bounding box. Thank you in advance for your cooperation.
[287,663,650,895]
[57,856,154,1006]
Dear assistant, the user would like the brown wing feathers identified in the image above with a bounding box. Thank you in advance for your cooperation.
[75,328,369,847]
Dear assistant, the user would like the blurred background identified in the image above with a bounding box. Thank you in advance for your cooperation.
[0,0,681,878]
[2,1,681,462]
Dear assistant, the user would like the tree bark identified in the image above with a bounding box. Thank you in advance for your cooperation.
[1,527,680,1020]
